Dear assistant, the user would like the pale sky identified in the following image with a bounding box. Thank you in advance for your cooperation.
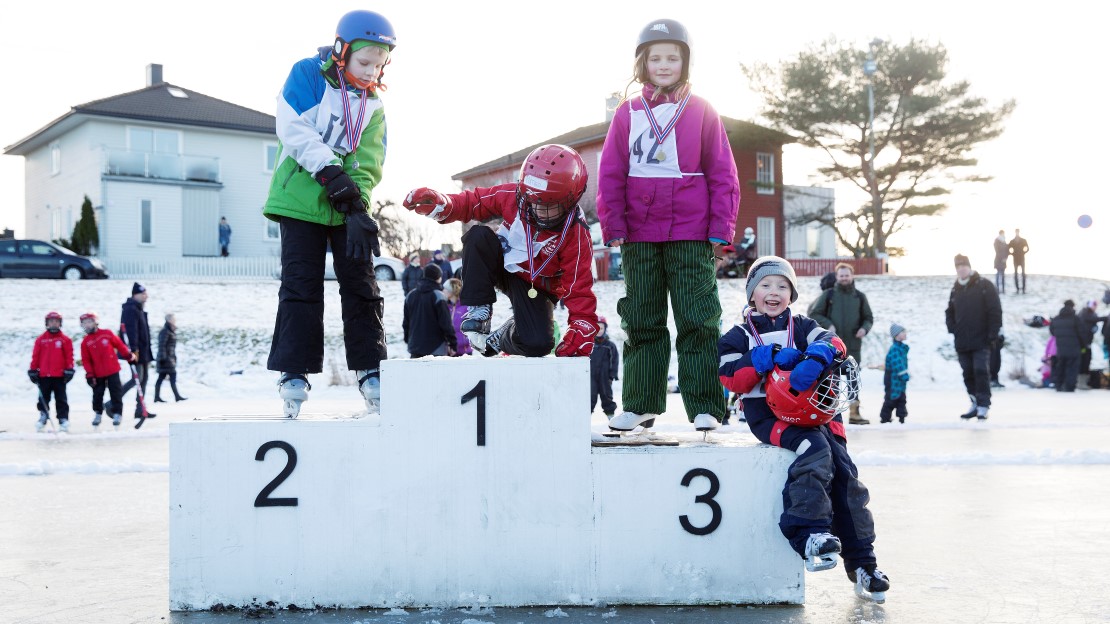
[1,0,1105,279]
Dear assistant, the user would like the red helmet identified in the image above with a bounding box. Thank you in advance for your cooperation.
[765,358,860,428]
[80,312,99,324]
[516,144,587,229]
[44,311,62,326]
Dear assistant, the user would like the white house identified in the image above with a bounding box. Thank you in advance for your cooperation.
[3,64,280,277]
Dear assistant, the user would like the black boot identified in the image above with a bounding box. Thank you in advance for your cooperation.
[154,396,167,403]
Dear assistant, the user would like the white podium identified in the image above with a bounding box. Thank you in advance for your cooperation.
[169,357,802,609]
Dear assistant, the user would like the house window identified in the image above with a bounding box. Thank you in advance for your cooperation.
[128,127,180,154]
[50,143,61,175]
[757,216,776,256]
[264,143,279,173]
[265,217,280,241]
[140,200,154,245]
[756,153,775,195]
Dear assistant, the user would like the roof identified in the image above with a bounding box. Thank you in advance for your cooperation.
[451,116,795,180]
[5,83,275,154]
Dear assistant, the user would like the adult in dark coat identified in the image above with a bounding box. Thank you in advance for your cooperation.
[945,255,1002,418]
[401,252,423,296]
[402,264,457,358]
[1077,300,1107,381]
[430,249,454,282]
[992,230,1009,294]
[1050,301,1085,392]
[154,313,186,402]
[120,282,156,419]
[807,262,874,424]
[1008,229,1029,294]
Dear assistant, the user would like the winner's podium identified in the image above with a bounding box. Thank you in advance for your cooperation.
[170,357,802,610]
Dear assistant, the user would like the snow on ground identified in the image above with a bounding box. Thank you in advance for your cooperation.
[2,273,1110,623]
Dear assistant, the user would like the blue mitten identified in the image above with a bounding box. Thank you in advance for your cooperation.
[804,341,837,366]
[789,342,838,391]
[773,347,804,370]
[750,345,779,375]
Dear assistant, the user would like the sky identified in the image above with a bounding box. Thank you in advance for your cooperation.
[0,0,1105,279]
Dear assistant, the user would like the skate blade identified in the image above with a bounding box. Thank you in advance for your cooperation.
[805,553,839,572]
[283,399,302,419]
[464,331,489,353]
[855,583,886,604]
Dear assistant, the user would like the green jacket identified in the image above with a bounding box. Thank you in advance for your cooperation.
[807,284,874,356]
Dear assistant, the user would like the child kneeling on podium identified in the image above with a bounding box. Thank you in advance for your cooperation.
[717,256,890,603]
[403,144,599,358]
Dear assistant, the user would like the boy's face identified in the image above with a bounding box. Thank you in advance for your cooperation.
[46,318,62,330]
[646,43,683,89]
[896,331,907,342]
[346,45,389,87]
[752,275,792,316]
[81,319,96,332]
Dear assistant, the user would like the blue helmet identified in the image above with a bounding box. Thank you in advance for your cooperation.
[332,10,397,64]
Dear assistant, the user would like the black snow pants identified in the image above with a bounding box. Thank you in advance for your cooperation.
[36,377,69,422]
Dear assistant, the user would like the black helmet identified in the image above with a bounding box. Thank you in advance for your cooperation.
[635,19,690,59]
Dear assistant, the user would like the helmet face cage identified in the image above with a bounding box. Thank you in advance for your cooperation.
[516,145,587,230]
[766,356,860,427]
[808,356,860,416]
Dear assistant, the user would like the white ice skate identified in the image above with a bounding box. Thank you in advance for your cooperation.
[35,412,48,433]
[804,532,842,572]
[608,411,658,432]
[461,304,493,353]
[849,565,890,603]
[112,413,122,429]
[58,420,69,433]
[693,413,719,433]
[357,369,380,413]
[92,412,102,428]
[278,373,311,419]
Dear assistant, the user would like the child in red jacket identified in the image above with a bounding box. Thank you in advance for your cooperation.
[29,311,74,432]
[403,144,599,358]
[80,312,135,428]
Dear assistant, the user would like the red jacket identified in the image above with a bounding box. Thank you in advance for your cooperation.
[30,331,74,377]
[81,329,131,378]
[444,185,599,331]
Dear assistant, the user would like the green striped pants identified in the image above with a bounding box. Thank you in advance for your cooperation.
[617,241,725,421]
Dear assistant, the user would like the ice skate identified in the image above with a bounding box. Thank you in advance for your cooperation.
[278,373,311,419]
[608,411,657,432]
[848,565,890,603]
[357,369,380,413]
[58,420,69,433]
[976,405,989,420]
[803,532,841,572]
[92,412,102,428]
[36,411,48,433]
[478,318,512,357]
[461,303,492,352]
[693,413,719,440]
[112,413,122,429]
[959,395,978,419]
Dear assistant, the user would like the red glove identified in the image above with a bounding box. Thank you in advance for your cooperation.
[403,187,453,222]
[555,319,597,357]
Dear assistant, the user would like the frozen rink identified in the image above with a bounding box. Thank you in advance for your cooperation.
[4,383,1110,624]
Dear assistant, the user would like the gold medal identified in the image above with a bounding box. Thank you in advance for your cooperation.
[528,288,538,299]
[656,150,666,162]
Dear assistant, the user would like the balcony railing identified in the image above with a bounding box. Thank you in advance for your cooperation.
[103,148,220,183]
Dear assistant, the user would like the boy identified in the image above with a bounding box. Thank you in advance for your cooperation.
[29,311,74,432]
[589,316,619,417]
[402,144,599,359]
[880,323,910,423]
[717,256,890,602]
[402,263,457,358]
[81,312,135,429]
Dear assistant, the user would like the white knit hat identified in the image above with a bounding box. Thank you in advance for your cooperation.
[745,256,798,304]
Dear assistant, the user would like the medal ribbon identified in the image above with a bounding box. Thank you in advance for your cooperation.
[336,70,369,153]
[745,308,794,349]
[639,93,690,145]
[523,207,578,283]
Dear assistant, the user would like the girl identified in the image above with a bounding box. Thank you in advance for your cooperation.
[444,278,472,356]
[597,19,740,432]
[263,10,395,418]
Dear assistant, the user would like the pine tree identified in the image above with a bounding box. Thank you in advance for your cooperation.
[69,195,99,255]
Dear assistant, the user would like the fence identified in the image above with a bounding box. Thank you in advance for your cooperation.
[104,256,280,280]
[788,257,887,277]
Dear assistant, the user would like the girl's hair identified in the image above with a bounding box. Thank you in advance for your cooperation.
[444,278,463,299]
[620,42,691,104]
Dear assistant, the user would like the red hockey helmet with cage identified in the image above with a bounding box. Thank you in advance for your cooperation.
[765,358,860,428]
[44,311,62,326]
[516,144,588,230]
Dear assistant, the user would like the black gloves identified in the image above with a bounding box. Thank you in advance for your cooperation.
[63,369,75,383]
[345,210,381,261]
[315,165,361,213]
[28,369,40,384]
[87,376,96,388]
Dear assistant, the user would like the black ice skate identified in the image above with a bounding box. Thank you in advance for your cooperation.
[848,565,890,603]
[804,532,841,572]
[461,304,492,352]
[959,394,978,419]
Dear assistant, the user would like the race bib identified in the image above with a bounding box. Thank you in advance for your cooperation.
[627,104,682,179]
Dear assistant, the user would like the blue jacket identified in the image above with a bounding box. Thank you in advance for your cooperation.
[884,341,909,399]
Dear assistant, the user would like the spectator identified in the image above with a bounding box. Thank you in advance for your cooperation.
[1050,300,1084,392]
[1008,229,1029,294]
[402,263,456,358]
[1041,335,1057,388]
[737,226,758,265]
[807,262,874,424]
[431,249,454,282]
[590,316,619,418]
[992,229,1008,294]
[29,311,74,432]
[945,254,1002,419]
[154,313,187,403]
[990,331,1006,389]
[218,217,232,257]
[443,277,471,356]
[120,282,156,420]
[1076,300,1106,389]
[401,252,423,296]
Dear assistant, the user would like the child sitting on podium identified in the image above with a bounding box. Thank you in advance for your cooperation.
[717,256,890,603]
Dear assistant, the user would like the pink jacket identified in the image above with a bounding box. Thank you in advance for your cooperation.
[597,85,740,244]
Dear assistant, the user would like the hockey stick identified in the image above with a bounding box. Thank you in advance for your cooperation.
[119,323,150,430]
[34,383,58,437]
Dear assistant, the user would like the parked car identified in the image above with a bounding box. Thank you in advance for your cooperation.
[278,252,405,281]
[0,239,108,279]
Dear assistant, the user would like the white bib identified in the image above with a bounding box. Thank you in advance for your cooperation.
[496,219,542,274]
[627,103,683,179]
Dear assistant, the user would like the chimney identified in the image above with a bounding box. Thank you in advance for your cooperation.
[146,63,164,86]
[605,92,621,122]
